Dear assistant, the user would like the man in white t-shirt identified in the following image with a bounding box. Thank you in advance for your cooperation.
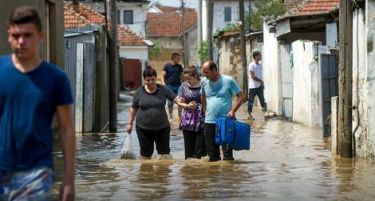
[248,50,267,120]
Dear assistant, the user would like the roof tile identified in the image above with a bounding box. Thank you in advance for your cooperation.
[294,0,340,16]
[64,2,145,46]
[147,6,197,37]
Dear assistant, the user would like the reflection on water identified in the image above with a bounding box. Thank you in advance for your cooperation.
[52,101,375,201]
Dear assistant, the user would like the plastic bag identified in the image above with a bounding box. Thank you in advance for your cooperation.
[120,134,137,160]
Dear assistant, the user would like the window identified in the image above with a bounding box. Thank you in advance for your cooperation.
[123,10,133,24]
[117,10,121,24]
[224,7,232,22]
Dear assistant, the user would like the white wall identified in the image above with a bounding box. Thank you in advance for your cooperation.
[366,0,375,158]
[201,0,250,37]
[119,46,149,71]
[117,2,147,36]
[353,1,375,158]
[263,22,282,114]
[292,40,322,128]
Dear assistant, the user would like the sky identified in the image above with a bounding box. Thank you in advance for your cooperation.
[149,0,198,8]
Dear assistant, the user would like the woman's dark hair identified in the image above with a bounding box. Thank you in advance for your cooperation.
[143,66,157,78]
[183,66,200,80]
[8,6,42,32]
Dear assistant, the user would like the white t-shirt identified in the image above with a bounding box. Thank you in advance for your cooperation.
[248,61,263,89]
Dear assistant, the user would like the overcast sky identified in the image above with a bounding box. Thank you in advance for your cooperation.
[149,0,198,8]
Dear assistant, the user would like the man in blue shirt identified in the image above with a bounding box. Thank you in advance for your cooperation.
[0,6,75,201]
[201,61,244,162]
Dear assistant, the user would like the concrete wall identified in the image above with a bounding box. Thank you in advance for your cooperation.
[215,34,261,92]
[354,1,375,158]
[366,0,375,157]
[292,40,322,128]
[186,27,199,66]
[149,37,183,50]
[263,22,282,114]
[353,7,369,157]
[217,36,243,88]
[0,0,64,67]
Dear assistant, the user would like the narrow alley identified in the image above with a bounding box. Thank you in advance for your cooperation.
[52,93,375,201]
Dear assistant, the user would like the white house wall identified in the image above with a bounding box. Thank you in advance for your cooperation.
[201,0,250,36]
[367,0,375,157]
[356,1,375,158]
[263,22,282,114]
[119,46,148,71]
[117,2,147,36]
[292,40,321,128]
[84,2,147,36]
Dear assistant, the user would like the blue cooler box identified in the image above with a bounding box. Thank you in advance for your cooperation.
[215,116,251,150]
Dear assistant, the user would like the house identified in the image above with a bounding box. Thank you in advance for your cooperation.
[73,0,150,36]
[64,2,149,132]
[0,0,64,67]
[147,5,198,75]
[200,0,251,40]
[262,0,339,132]
[64,2,149,88]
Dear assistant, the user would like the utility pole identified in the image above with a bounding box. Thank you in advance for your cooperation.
[181,0,188,67]
[207,0,213,61]
[108,0,119,132]
[338,0,353,157]
[197,0,203,65]
[248,0,252,32]
[239,0,248,99]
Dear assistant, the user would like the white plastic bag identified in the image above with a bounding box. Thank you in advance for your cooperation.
[120,134,136,160]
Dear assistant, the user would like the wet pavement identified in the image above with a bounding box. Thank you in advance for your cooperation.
[52,93,375,201]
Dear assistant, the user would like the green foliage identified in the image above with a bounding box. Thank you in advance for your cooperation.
[197,41,208,61]
[249,0,286,31]
[149,40,162,60]
[222,23,240,32]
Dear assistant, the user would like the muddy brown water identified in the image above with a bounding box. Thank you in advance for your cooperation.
[52,99,375,201]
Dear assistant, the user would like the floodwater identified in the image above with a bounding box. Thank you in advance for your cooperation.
[52,94,375,201]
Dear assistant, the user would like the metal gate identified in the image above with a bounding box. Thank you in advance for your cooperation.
[320,54,338,137]
[83,43,96,132]
[280,44,293,119]
[121,59,142,90]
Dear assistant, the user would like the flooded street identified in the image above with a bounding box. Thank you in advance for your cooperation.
[52,94,375,201]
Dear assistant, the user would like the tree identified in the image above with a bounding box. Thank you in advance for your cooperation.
[248,0,286,31]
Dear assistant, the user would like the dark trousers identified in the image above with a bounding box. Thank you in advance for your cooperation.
[136,126,170,157]
[248,86,267,113]
[183,129,207,159]
[204,123,233,161]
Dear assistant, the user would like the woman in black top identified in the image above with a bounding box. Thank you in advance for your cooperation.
[126,66,177,159]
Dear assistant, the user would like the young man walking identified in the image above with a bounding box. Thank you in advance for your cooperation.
[0,6,75,201]
[201,61,244,162]
[248,50,267,120]
[162,52,183,120]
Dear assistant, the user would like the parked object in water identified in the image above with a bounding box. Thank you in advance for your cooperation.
[121,134,137,160]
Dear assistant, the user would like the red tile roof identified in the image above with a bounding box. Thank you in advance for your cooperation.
[147,6,197,37]
[287,0,340,16]
[64,2,145,46]
[64,6,90,28]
